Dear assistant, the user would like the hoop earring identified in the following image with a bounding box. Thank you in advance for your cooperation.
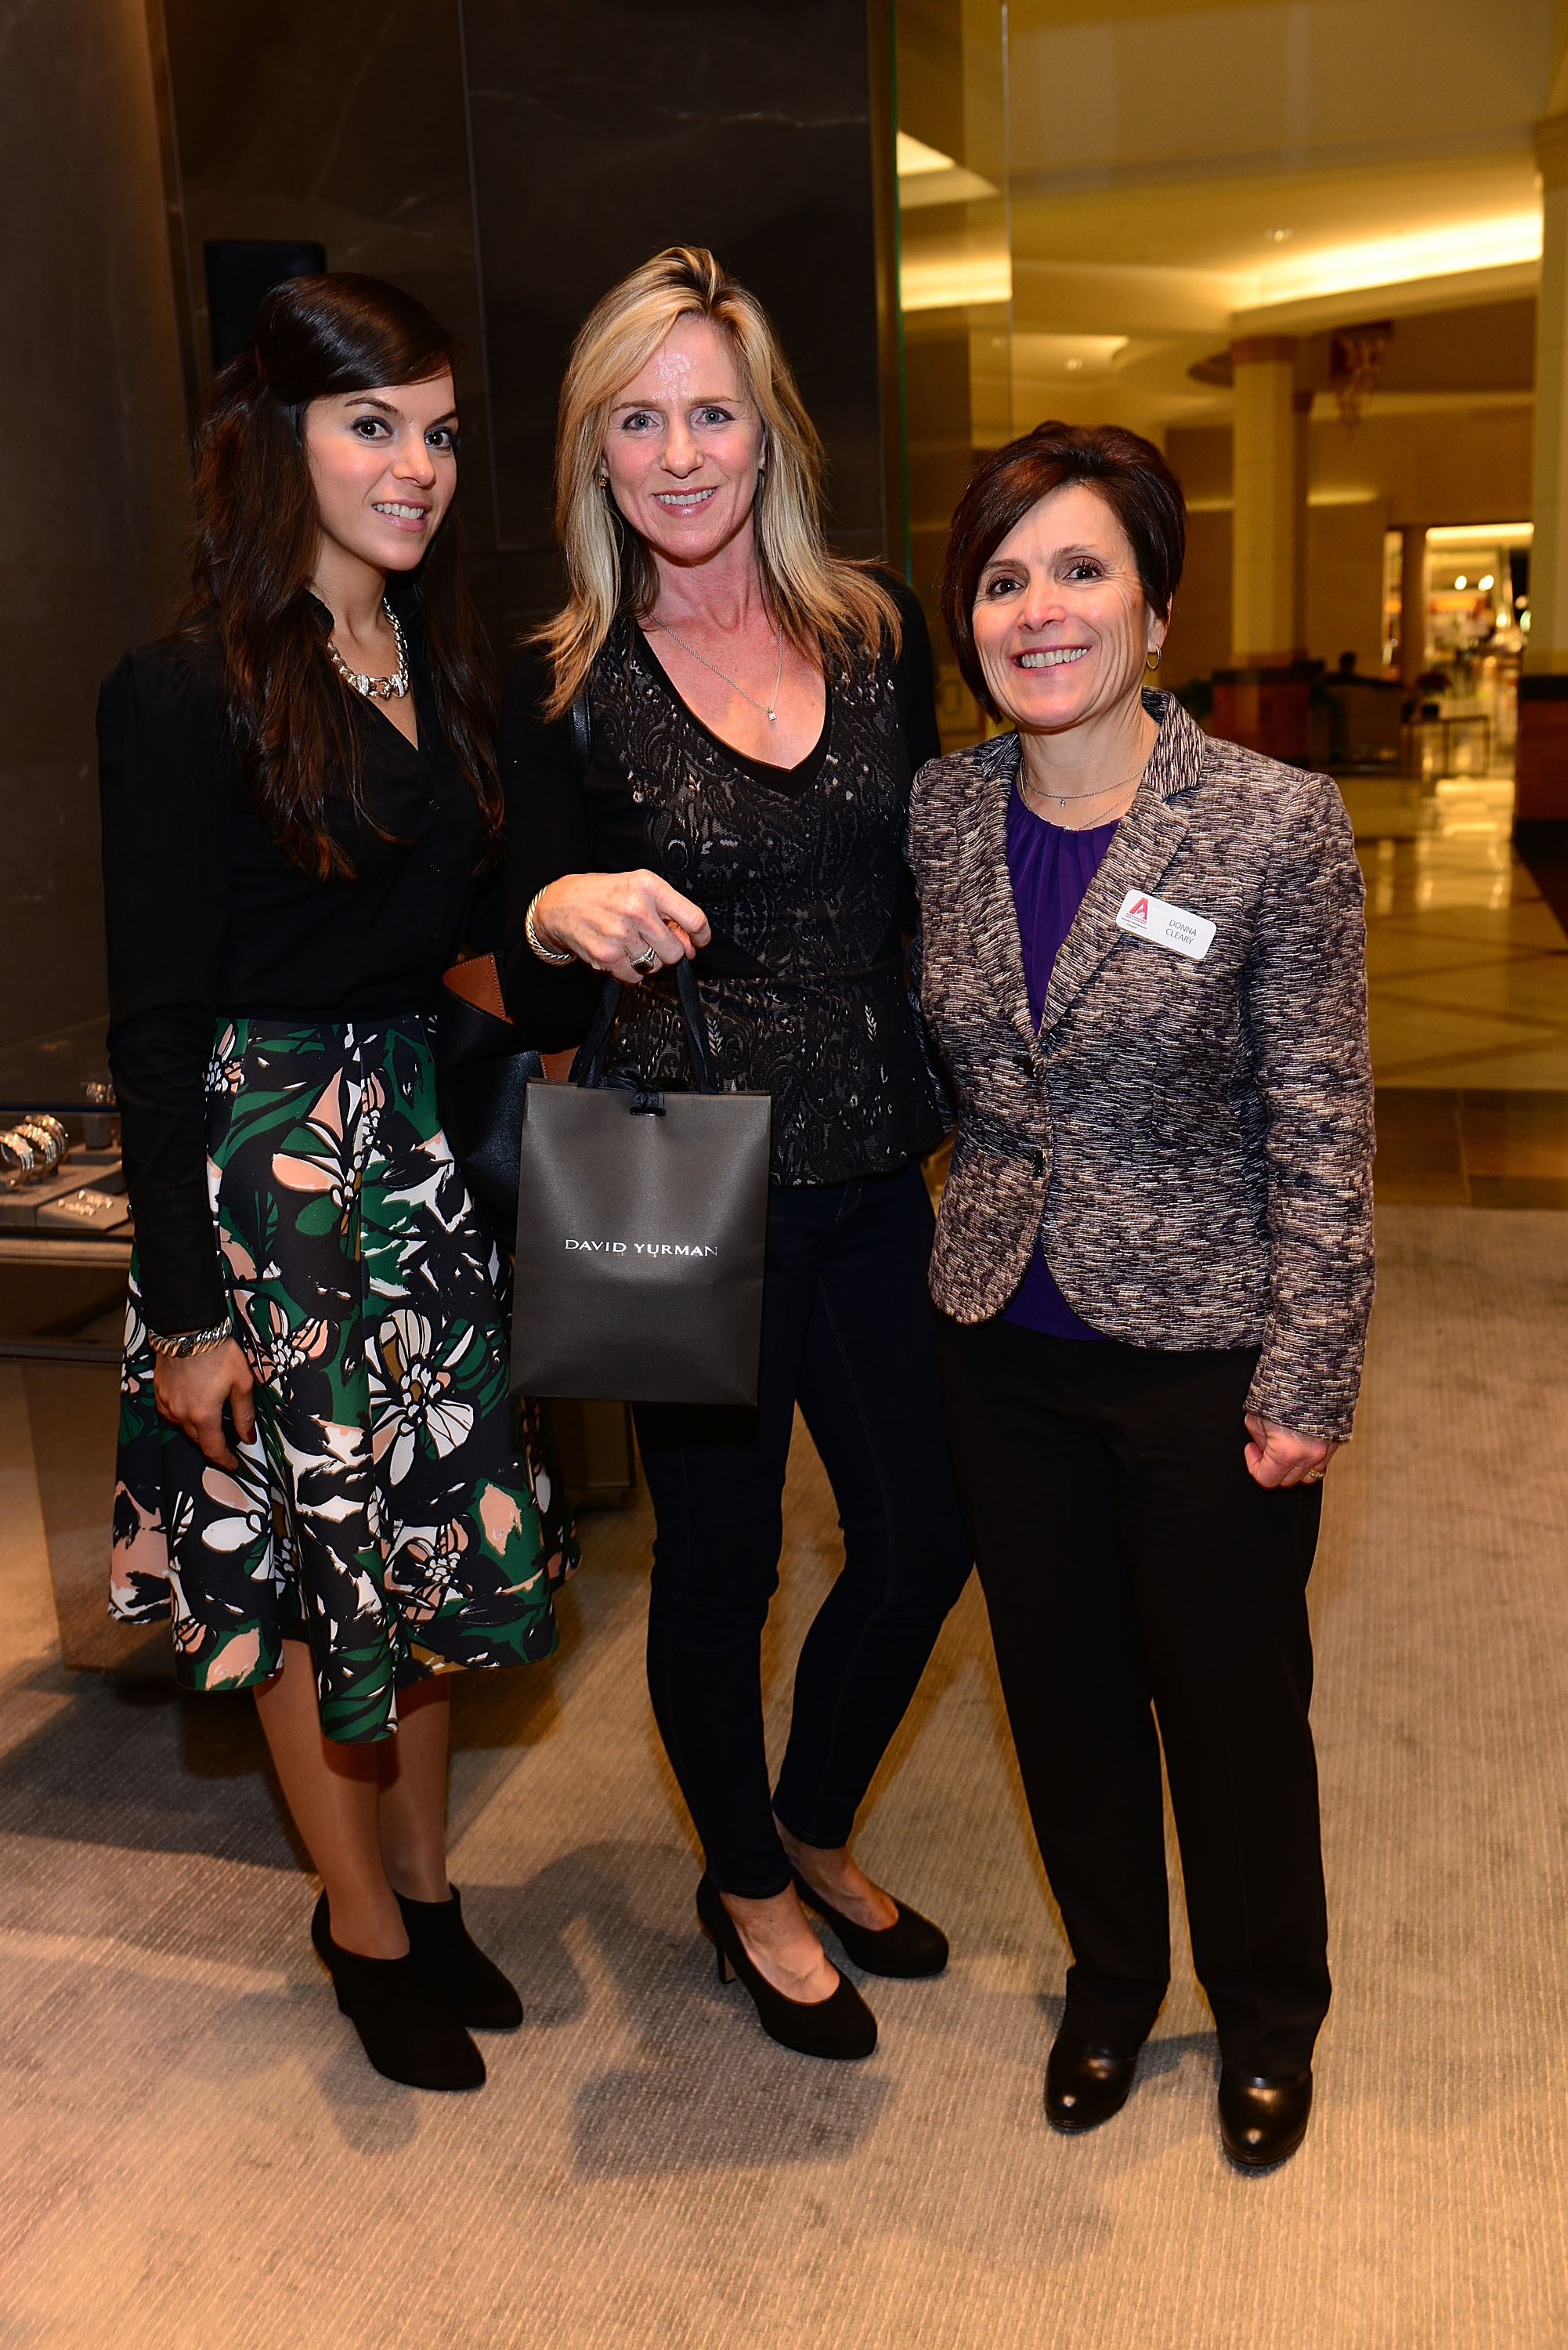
[1146,646,1162,672]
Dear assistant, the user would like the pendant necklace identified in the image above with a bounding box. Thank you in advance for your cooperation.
[327,598,409,700]
[1020,756,1149,814]
[652,616,784,723]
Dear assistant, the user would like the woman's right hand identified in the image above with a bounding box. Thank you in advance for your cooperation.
[532,870,710,983]
[154,1338,255,1470]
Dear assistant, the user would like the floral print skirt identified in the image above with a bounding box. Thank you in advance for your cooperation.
[110,1015,576,1743]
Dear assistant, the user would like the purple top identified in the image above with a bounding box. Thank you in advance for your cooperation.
[1001,784,1119,1340]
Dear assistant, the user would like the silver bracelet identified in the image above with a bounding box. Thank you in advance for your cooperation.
[526,888,575,966]
[147,1317,234,1360]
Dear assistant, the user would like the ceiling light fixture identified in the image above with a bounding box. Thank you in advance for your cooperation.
[1253,212,1541,306]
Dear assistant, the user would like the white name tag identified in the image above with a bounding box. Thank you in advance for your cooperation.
[1115,889,1216,961]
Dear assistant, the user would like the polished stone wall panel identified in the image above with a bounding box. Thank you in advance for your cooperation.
[461,0,889,593]
[157,0,511,642]
[0,0,190,1047]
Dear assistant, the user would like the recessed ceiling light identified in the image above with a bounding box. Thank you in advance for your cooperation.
[1454,575,1468,589]
[1479,573,1495,590]
[1265,227,1293,243]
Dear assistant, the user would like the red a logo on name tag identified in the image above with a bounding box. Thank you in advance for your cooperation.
[1127,896,1150,924]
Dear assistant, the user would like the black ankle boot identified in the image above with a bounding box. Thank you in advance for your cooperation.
[396,1886,523,2032]
[310,1893,485,2091]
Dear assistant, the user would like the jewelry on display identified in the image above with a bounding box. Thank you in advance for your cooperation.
[0,1112,69,1189]
[327,599,410,700]
[525,889,576,966]
[0,1132,35,1188]
[630,943,660,974]
[146,1317,235,1360]
[652,616,785,724]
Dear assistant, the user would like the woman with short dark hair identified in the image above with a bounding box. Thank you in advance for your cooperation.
[100,273,575,2092]
[909,421,1374,2169]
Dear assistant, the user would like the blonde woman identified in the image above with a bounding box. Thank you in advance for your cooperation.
[502,247,970,2059]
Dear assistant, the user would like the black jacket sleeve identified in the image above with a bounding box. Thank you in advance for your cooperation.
[497,647,604,1049]
[99,648,231,1335]
[886,573,941,776]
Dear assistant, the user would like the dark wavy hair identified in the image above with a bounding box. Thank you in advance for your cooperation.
[173,272,499,878]
[940,421,1187,717]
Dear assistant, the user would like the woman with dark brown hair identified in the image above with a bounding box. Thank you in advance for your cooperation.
[99,273,575,2092]
[909,421,1373,2169]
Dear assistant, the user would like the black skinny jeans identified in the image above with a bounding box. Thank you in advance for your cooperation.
[938,1315,1331,2077]
[635,1162,973,1899]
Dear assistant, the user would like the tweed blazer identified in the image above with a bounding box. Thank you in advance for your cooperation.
[907,691,1375,1443]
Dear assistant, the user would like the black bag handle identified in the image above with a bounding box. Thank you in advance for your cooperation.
[572,957,715,1094]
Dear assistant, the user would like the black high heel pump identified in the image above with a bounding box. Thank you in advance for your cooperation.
[695,1875,877,2061]
[788,1864,949,1979]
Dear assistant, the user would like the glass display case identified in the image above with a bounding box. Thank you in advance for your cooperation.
[0,1019,166,1674]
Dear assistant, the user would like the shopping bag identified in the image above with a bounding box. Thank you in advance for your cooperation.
[510,960,771,1405]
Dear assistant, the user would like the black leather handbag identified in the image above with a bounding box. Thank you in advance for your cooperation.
[509,960,771,1407]
[435,952,540,1231]
[435,694,591,1226]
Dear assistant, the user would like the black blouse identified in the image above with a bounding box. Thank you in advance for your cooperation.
[500,573,948,1187]
[99,582,497,1336]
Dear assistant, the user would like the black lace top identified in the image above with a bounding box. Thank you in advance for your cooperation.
[500,575,949,1187]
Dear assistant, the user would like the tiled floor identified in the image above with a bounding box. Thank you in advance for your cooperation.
[1344,773,1568,1203]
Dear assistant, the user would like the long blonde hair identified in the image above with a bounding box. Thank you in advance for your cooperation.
[537,245,900,718]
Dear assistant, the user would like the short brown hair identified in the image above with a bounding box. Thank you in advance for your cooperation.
[939,421,1187,715]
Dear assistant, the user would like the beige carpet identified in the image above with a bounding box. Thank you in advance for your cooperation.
[0,1206,1565,2348]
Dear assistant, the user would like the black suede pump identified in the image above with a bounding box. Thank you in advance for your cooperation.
[310,1893,485,2092]
[788,1864,948,1978]
[695,1875,877,2060]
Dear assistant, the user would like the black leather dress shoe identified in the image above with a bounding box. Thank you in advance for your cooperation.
[1045,2032,1139,2132]
[1219,2067,1313,2169]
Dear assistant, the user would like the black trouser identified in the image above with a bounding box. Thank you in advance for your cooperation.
[938,1314,1330,2077]
[635,1162,973,1900]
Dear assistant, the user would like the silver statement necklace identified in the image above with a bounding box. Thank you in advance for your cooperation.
[328,598,409,700]
[653,616,785,723]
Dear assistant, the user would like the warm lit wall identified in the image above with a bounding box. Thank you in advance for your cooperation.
[0,0,190,1047]
[1164,401,1532,685]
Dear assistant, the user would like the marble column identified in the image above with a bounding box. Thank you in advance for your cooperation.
[1213,335,1309,760]
[0,0,190,1047]
[1292,386,1313,660]
[1518,114,1568,840]
[1397,525,1427,691]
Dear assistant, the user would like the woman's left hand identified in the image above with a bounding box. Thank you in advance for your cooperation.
[1243,1413,1339,1490]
